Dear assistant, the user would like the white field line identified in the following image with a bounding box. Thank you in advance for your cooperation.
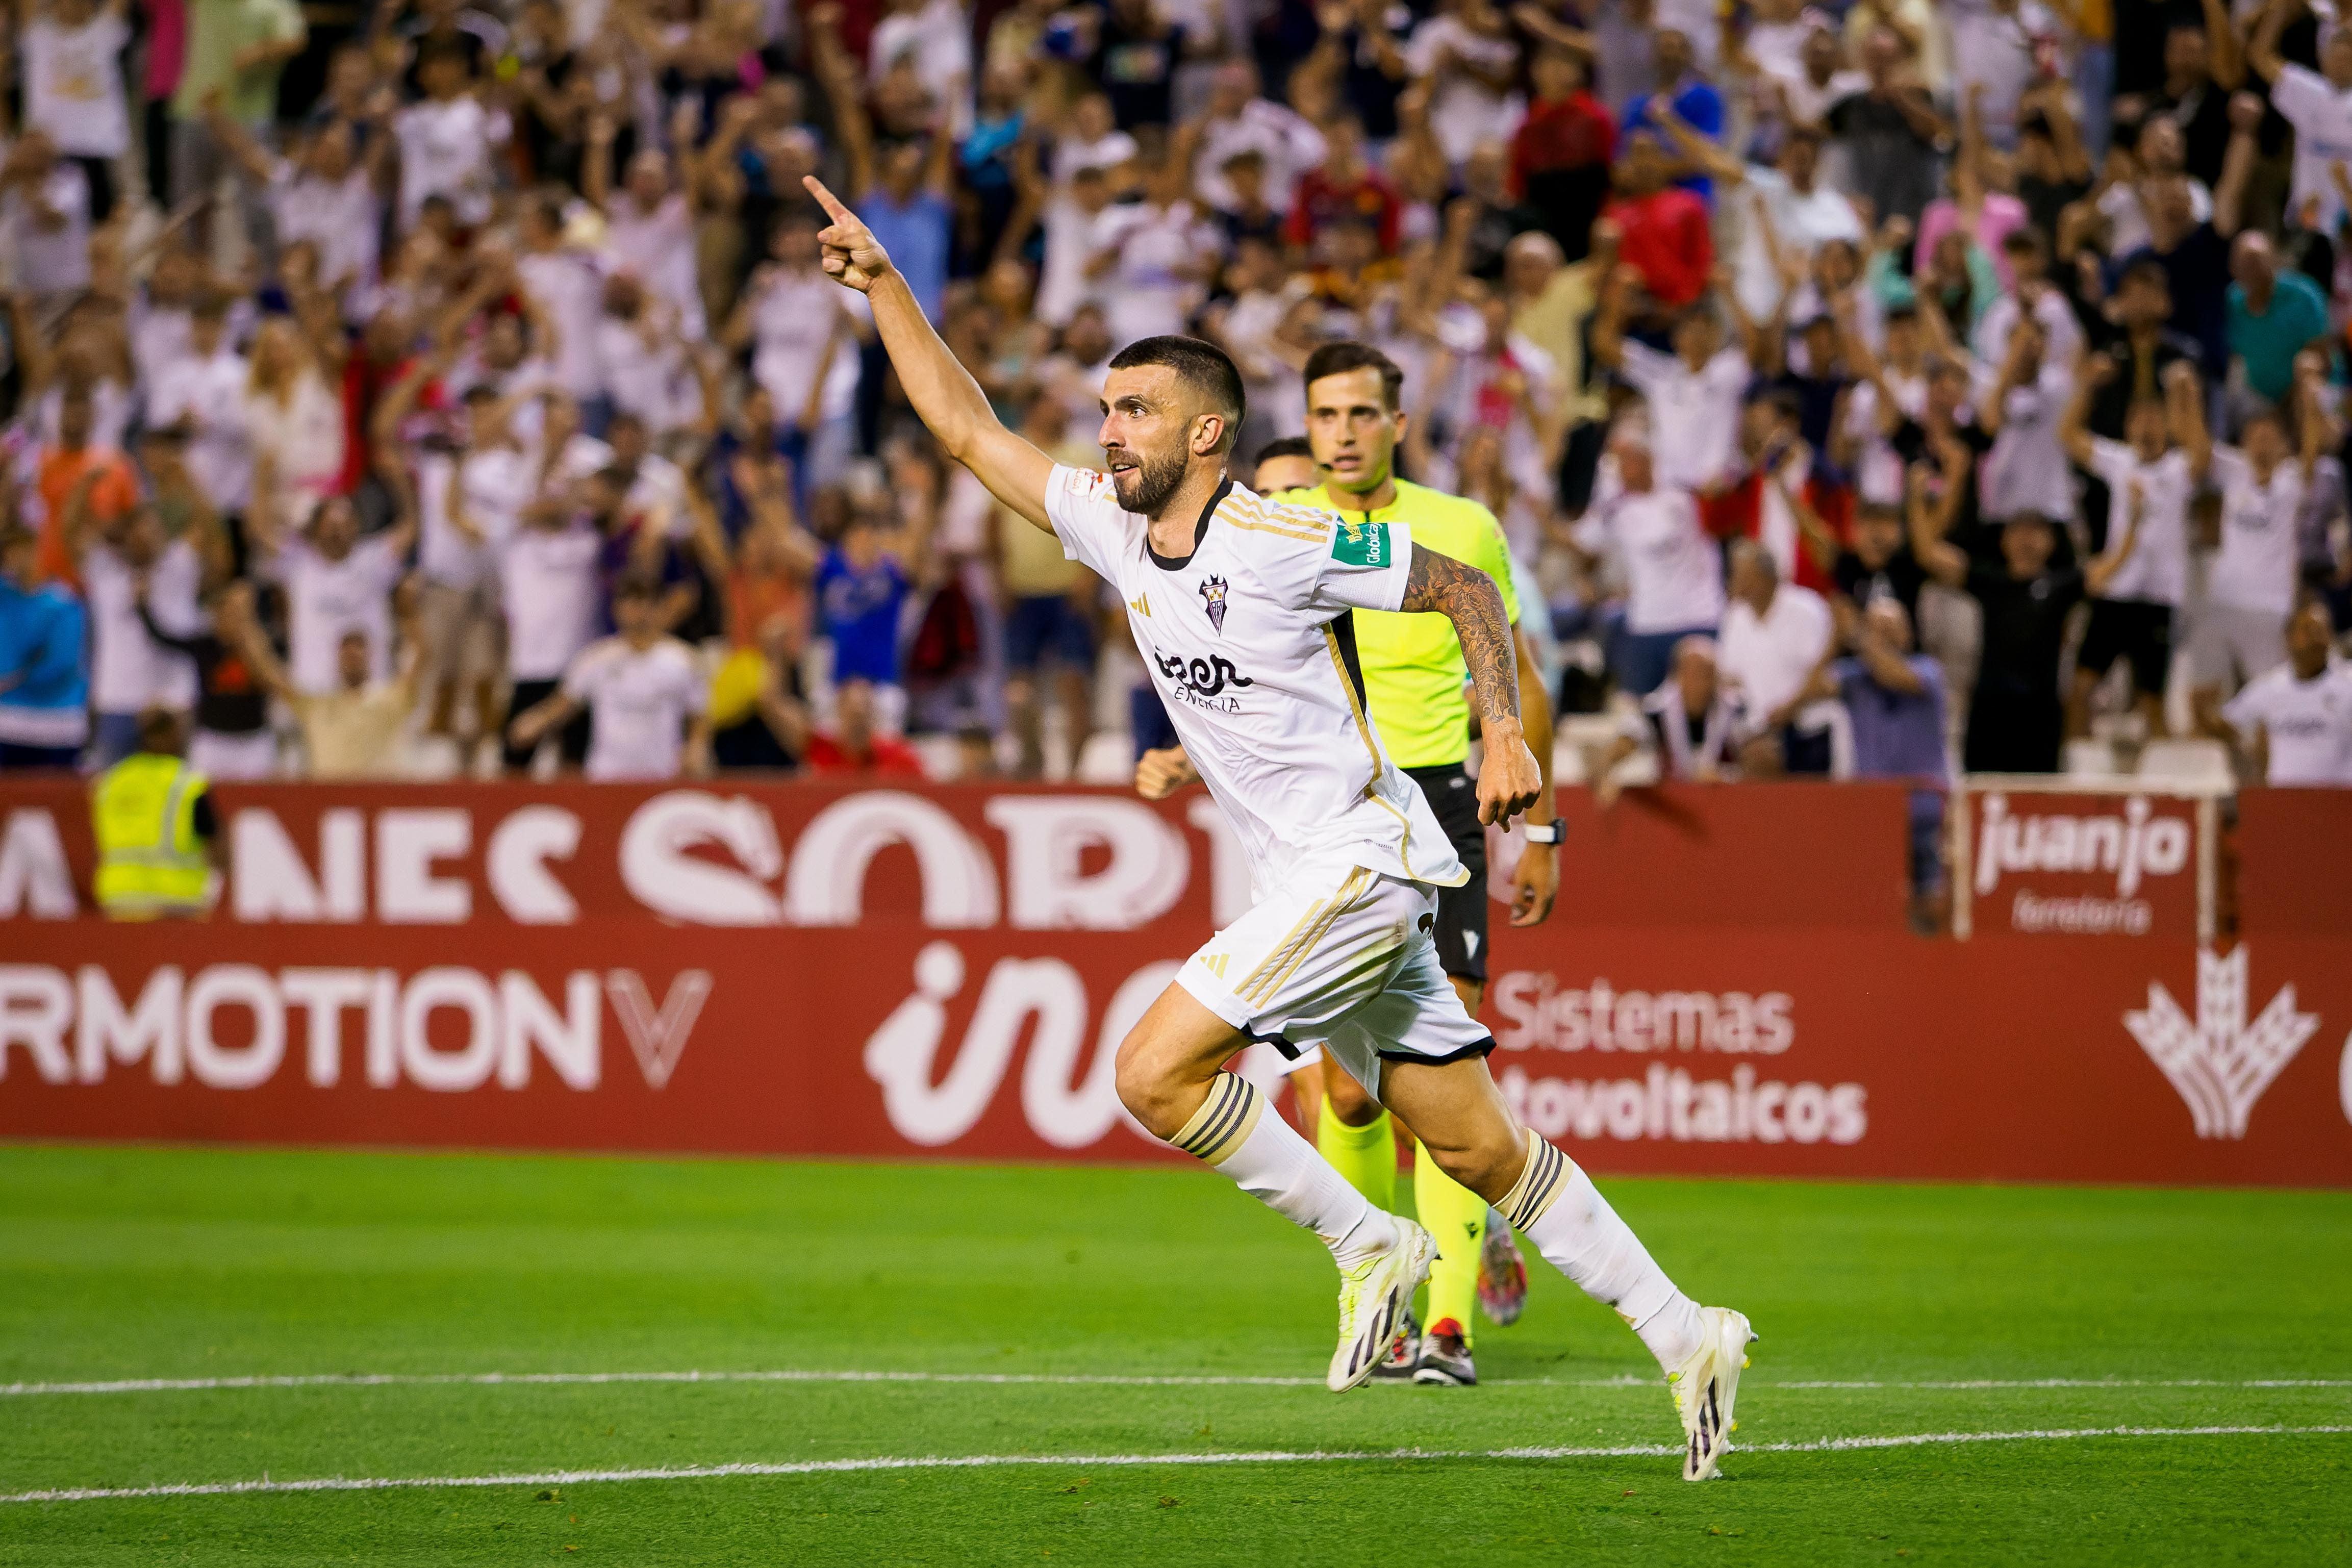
[6,1425,2350,1506]
[3,1369,2349,1398]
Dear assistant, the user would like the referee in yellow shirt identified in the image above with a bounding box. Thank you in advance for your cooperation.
[1137,341,1561,1386]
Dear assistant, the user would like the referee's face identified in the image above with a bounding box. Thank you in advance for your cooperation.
[1305,367,1403,498]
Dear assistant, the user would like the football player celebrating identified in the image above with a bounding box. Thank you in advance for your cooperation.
[806,174,1755,1480]
[1147,357,1561,1387]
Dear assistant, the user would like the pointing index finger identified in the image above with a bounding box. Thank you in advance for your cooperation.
[802,175,854,224]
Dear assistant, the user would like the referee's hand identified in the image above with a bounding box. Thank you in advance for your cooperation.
[1510,836,1558,927]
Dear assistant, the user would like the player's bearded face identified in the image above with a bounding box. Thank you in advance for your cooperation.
[1107,434,1189,515]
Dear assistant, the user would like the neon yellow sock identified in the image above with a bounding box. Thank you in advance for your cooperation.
[1316,1101,1396,1213]
[1414,1140,1486,1346]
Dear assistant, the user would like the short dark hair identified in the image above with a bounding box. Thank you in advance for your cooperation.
[2120,257,2171,294]
[613,572,663,602]
[1254,435,1314,467]
[2001,227,2047,258]
[136,706,183,754]
[1106,335,1248,451]
[1302,341,1405,411]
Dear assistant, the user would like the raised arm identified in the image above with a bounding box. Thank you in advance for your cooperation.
[1906,453,1970,588]
[232,610,297,703]
[1590,255,1637,371]
[1980,325,2035,435]
[1651,99,1746,187]
[804,176,1053,530]
[2167,360,2213,479]
[2215,92,2263,237]
[2248,0,2295,84]
[201,92,280,185]
[2060,351,2110,466]
[2295,351,2332,480]
[2027,80,2094,183]
[1398,543,1539,825]
[2205,0,2248,89]
[2086,481,2147,596]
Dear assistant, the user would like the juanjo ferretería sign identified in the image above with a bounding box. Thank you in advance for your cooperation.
[1953,782,2217,942]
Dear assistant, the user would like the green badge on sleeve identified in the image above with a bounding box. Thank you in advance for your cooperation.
[1330,519,1390,568]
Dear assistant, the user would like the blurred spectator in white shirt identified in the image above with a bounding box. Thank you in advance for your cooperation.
[1718,538,1837,774]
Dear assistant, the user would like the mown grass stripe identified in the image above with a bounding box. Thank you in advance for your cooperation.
[4,1369,2347,1397]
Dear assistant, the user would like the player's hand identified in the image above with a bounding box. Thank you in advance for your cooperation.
[803,175,895,294]
[1509,831,1557,927]
[1135,746,1200,800]
[1476,720,1542,827]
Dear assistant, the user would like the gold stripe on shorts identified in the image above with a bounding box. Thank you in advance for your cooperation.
[1233,888,1336,1001]
[1245,867,1372,1006]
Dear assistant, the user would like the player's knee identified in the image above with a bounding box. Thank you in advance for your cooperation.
[1113,1026,1195,1140]
[1428,1124,1526,1203]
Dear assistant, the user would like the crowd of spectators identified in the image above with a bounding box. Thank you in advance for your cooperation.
[1,0,2349,802]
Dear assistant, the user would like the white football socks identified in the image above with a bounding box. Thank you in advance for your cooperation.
[1495,1130,1703,1371]
[1170,1072,1399,1268]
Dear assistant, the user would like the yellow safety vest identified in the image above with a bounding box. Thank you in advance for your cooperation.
[91,753,214,919]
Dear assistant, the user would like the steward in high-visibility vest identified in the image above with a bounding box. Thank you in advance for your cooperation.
[90,710,218,920]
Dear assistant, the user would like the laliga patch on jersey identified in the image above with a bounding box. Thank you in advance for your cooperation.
[1330,519,1390,568]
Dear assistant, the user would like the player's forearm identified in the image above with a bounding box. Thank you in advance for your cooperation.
[866,271,993,462]
[1401,544,1519,725]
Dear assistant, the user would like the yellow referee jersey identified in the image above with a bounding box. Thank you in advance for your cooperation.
[1280,478,1520,770]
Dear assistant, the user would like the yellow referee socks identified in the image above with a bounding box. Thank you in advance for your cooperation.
[1414,1140,1486,1343]
[1316,1100,1397,1213]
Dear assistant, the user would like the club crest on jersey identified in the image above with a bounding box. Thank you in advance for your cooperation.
[1199,575,1229,633]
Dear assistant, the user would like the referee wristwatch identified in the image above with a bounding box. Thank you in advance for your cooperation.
[1522,820,1564,845]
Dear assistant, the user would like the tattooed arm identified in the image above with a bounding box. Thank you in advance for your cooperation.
[1398,544,1544,826]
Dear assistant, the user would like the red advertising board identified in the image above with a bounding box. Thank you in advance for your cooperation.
[2,780,2347,1187]
[2237,788,2352,937]
[1954,785,2211,939]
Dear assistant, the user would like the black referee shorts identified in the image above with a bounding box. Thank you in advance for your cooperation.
[1405,763,1490,984]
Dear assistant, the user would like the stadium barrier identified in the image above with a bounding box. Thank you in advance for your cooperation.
[1,778,2347,1187]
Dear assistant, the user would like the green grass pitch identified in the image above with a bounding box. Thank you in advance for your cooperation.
[0,1143,2347,1565]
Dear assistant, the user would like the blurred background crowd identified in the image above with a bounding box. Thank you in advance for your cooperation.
[1,0,2349,797]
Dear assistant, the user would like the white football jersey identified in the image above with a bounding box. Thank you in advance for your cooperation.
[2222,657,2352,786]
[1046,466,1467,894]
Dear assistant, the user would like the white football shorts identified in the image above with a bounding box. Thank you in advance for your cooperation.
[1178,858,1495,1097]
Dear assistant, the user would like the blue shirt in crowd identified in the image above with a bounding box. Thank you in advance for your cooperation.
[861,189,953,322]
[1622,77,1725,204]
[1836,654,1947,782]
[817,546,909,685]
[0,576,91,749]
